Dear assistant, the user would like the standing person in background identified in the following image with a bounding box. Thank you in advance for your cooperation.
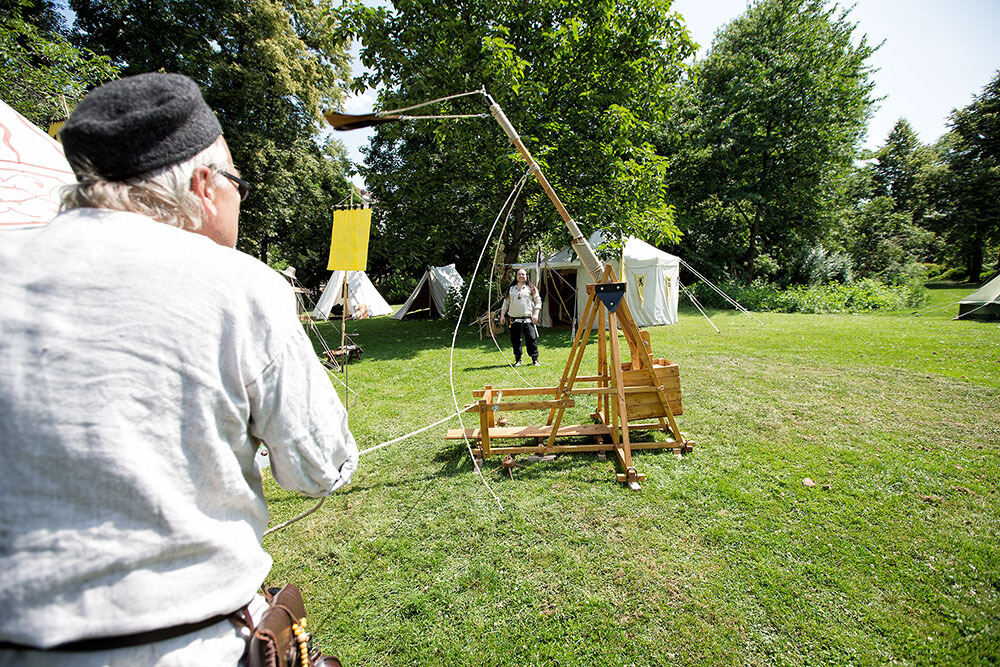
[0,72,358,665]
[499,268,542,366]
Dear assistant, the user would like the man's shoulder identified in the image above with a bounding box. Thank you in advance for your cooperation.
[46,208,291,302]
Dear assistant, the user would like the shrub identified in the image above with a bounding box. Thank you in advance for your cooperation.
[791,246,854,285]
[687,278,927,314]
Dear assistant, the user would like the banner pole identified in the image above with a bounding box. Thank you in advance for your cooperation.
[341,277,348,349]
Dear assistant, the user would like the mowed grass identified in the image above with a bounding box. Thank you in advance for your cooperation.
[261,285,999,666]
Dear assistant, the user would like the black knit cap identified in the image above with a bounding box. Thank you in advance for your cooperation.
[61,72,222,182]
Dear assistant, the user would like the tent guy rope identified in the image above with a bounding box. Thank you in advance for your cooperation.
[679,259,765,326]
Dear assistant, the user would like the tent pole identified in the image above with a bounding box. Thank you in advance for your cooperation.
[341,277,348,349]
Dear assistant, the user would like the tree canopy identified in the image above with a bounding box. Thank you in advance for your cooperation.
[70,0,355,274]
[341,0,695,284]
[0,0,118,127]
[667,0,878,280]
[6,0,994,289]
[934,71,1000,280]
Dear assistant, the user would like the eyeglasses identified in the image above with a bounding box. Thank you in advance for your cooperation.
[218,170,250,201]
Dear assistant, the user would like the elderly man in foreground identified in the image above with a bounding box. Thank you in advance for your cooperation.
[0,72,358,665]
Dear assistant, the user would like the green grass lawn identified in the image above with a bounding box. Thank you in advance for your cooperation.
[262,285,999,666]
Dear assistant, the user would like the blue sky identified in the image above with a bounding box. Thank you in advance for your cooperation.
[337,0,1000,187]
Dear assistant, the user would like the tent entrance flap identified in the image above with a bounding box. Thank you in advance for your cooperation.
[404,274,436,318]
[393,265,465,320]
[543,269,577,327]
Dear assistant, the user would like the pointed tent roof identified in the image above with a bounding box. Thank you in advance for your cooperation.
[958,273,1000,319]
[1,100,76,229]
[392,264,465,319]
[313,270,392,320]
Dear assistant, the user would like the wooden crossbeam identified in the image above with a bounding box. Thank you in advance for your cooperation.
[468,441,685,456]
[451,262,692,488]
[445,422,682,440]
[465,399,575,412]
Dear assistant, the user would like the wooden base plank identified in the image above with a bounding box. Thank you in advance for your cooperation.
[464,439,688,456]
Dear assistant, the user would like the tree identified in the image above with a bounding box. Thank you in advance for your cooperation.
[341,0,694,285]
[936,71,1000,280]
[667,0,878,280]
[70,0,354,276]
[0,0,117,127]
[871,118,920,213]
[845,196,934,283]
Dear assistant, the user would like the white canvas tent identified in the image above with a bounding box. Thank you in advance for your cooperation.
[513,231,680,328]
[312,270,392,320]
[392,264,464,319]
[1,100,76,230]
[958,273,1000,319]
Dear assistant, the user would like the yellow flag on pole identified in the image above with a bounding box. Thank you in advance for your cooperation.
[326,207,371,270]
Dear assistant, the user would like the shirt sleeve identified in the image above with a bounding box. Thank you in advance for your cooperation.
[531,287,542,312]
[245,325,358,497]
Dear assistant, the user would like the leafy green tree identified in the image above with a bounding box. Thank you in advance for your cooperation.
[70,0,354,275]
[825,123,943,278]
[0,0,117,127]
[846,196,934,283]
[668,0,878,280]
[935,71,1000,280]
[871,118,920,213]
[341,0,694,286]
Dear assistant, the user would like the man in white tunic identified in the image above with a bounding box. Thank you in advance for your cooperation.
[0,73,358,665]
[499,268,542,366]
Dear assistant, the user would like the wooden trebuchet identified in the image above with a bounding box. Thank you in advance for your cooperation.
[447,262,693,489]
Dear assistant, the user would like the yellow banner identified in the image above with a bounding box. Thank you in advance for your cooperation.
[327,207,371,271]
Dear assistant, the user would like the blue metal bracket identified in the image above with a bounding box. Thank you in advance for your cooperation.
[594,282,627,313]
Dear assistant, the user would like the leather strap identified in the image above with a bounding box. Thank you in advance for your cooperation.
[0,605,251,653]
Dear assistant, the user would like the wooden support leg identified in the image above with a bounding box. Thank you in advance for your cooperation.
[608,311,632,464]
[546,296,600,448]
[479,386,492,458]
[547,294,596,426]
[598,302,608,425]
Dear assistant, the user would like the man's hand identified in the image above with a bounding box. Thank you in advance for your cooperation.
[499,313,506,325]
[531,313,538,325]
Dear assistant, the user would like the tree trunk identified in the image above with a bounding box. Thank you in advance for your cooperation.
[746,212,760,281]
[503,198,525,266]
[968,220,986,281]
[967,244,984,282]
[260,236,270,264]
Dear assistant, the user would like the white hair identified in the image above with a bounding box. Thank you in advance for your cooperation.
[60,136,231,231]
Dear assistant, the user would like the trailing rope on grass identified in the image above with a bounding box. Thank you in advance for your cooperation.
[448,167,535,512]
[265,170,533,535]
[263,404,477,537]
[357,404,478,457]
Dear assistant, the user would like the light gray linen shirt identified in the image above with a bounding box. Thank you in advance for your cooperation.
[501,283,541,319]
[0,208,358,658]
